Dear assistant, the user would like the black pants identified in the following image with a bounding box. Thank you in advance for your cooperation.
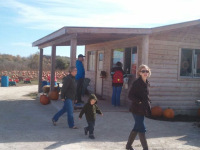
[86,120,95,135]
[76,78,84,103]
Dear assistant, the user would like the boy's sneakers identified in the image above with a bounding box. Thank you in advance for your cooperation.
[52,118,56,126]
[84,127,88,135]
[89,134,95,139]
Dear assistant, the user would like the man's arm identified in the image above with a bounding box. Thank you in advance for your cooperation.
[61,77,71,99]
[79,105,86,118]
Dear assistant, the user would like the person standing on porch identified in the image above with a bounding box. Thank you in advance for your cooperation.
[76,54,85,104]
[110,61,126,106]
[126,64,151,150]
[52,66,78,129]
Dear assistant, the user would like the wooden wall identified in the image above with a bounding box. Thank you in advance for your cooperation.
[149,25,200,115]
[84,25,200,115]
[84,36,143,105]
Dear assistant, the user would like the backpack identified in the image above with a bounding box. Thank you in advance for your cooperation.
[113,70,123,83]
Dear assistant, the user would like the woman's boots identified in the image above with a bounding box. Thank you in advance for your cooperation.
[126,130,138,150]
[126,131,149,150]
[139,133,148,150]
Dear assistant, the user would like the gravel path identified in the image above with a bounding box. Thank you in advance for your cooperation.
[0,85,199,150]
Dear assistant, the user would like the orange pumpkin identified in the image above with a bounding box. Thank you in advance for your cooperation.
[198,108,200,117]
[48,91,59,100]
[40,95,50,105]
[164,108,174,119]
[151,106,163,117]
[40,94,46,101]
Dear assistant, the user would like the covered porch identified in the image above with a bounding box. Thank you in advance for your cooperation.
[32,27,151,94]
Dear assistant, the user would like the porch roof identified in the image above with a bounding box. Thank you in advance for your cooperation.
[32,19,200,49]
[32,27,151,48]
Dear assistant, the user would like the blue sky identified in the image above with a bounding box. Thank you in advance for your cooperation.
[0,0,200,57]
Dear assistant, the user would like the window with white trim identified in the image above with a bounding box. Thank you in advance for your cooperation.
[111,47,137,74]
[88,51,95,71]
[180,49,200,78]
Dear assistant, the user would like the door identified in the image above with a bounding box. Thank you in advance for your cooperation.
[96,51,104,95]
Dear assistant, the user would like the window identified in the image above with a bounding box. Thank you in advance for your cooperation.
[112,47,137,74]
[131,47,137,74]
[98,53,104,70]
[88,51,95,71]
[112,48,124,67]
[180,49,200,78]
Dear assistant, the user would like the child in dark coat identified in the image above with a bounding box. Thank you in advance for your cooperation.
[79,94,103,139]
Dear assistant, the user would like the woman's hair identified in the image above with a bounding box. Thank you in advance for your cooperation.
[116,61,122,67]
[68,66,76,73]
[137,64,151,77]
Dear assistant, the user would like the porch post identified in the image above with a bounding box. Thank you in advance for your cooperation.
[70,38,77,67]
[141,35,149,65]
[50,46,56,92]
[38,48,43,93]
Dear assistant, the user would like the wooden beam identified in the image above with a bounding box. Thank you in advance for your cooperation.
[33,27,66,46]
[50,46,56,92]
[67,27,151,34]
[70,38,77,67]
[38,49,43,93]
[39,34,77,49]
[141,35,149,65]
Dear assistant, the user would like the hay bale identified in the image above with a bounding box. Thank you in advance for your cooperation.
[43,85,50,93]
[43,85,58,93]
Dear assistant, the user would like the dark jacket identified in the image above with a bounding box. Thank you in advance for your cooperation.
[61,74,77,100]
[128,77,151,116]
[79,96,102,121]
[110,66,126,87]
[76,60,85,80]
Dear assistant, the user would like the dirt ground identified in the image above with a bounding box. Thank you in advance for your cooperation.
[0,85,200,150]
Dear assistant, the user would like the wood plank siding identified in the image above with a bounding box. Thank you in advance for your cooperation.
[84,25,200,115]
[149,25,200,115]
[85,36,143,105]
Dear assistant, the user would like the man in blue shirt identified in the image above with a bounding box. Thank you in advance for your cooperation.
[76,54,85,103]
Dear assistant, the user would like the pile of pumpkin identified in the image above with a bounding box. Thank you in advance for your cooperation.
[40,90,59,105]
[151,106,200,118]
[151,106,174,119]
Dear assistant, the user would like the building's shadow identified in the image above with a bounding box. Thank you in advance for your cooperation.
[0,98,199,149]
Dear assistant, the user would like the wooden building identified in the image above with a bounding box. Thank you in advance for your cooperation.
[33,19,200,115]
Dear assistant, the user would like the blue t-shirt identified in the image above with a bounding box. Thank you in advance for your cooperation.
[76,60,85,80]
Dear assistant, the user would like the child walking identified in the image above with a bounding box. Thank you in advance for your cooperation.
[79,94,103,139]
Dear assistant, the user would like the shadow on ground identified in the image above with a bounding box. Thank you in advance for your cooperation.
[0,97,199,149]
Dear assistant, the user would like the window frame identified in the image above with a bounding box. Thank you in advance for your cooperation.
[111,46,138,75]
[178,47,200,80]
[87,51,95,71]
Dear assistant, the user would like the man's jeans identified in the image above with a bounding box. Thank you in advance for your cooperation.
[77,78,84,103]
[86,120,95,135]
[52,99,74,128]
[111,86,122,106]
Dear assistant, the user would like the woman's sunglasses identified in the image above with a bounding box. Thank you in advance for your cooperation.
[140,70,149,73]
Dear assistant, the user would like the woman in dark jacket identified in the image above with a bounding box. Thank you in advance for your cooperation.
[52,66,78,129]
[126,64,151,150]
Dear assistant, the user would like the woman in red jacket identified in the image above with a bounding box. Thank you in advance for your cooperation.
[126,64,151,150]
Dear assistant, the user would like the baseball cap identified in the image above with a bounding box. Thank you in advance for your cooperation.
[78,54,85,58]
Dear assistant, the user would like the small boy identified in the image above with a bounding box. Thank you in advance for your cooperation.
[79,94,103,139]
